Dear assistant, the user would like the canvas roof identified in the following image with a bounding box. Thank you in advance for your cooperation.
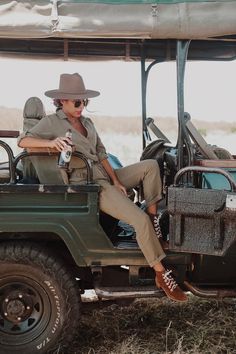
[0,1,236,40]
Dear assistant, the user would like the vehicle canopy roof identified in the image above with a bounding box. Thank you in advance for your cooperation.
[0,1,236,61]
[1,0,236,40]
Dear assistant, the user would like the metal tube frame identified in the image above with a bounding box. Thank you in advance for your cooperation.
[176,40,192,170]
[141,44,166,150]
[174,165,236,192]
[2,148,93,185]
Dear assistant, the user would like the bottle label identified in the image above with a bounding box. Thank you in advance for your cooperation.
[57,129,73,169]
[58,146,72,168]
[61,148,72,163]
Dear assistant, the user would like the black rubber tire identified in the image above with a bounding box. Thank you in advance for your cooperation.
[0,242,81,354]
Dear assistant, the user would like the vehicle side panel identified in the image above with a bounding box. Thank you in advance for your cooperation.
[0,185,147,266]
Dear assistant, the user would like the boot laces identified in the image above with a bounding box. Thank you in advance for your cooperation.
[152,215,162,239]
[162,270,178,292]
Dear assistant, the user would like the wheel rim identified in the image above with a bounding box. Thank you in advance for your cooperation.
[0,275,51,346]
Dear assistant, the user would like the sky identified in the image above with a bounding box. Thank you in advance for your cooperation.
[0,56,236,122]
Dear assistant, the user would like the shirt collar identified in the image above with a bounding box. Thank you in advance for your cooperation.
[57,109,67,120]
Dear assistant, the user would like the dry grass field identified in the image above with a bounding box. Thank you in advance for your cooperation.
[1,106,236,135]
[68,296,236,354]
[1,106,236,164]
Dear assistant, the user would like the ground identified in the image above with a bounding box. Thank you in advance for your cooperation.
[68,296,236,354]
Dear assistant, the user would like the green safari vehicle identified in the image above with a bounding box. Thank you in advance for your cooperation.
[0,1,236,353]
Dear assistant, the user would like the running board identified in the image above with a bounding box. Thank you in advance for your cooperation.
[94,286,164,300]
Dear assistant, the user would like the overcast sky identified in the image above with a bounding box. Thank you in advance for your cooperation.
[0,57,236,122]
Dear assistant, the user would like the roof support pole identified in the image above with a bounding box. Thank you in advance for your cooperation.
[176,40,190,170]
[141,45,161,150]
[63,39,69,61]
[141,45,148,150]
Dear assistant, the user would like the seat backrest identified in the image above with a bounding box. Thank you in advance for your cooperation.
[22,97,66,184]
[23,96,46,131]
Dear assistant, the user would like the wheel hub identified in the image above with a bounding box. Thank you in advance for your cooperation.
[0,256,59,350]
[3,292,33,322]
[0,280,44,335]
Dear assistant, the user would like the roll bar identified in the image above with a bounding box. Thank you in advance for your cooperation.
[0,143,93,185]
[174,166,236,192]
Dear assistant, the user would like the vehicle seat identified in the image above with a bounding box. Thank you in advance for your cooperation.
[184,112,234,161]
[140,139,168,179]
[212,146,234,160]
[21,97,46,184]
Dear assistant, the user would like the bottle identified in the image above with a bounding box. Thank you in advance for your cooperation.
[58,129,72,169]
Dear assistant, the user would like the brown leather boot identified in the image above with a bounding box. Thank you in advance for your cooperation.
[149,214,169,250]
[155,269,188,302]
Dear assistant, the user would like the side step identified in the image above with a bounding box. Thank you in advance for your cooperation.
[94,286,164,300]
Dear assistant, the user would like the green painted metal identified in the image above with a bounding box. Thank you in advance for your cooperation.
[0,185,146,267]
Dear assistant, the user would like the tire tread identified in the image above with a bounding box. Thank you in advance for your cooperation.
[0,241,81,354]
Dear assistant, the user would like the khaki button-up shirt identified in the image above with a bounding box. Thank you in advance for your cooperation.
[18,109,110,184]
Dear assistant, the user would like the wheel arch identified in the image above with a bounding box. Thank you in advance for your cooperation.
[0,231,86,268]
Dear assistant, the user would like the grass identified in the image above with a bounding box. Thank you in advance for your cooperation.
[1,106,236,136]
[4,105,236,165]
[67,296,236,354]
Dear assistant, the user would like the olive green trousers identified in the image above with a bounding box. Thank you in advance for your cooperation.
[98,159,166,267]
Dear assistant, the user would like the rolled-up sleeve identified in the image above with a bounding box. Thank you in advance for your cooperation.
[17,116,56,145]
[96,132,108,162]
[17,130,28,145]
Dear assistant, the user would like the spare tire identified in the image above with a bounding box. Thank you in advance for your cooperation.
[140,139,168,180]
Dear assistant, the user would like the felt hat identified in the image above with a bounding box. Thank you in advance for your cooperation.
[45,73,100,99]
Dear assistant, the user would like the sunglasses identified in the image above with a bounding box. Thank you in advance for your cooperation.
[73,99,89,108]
